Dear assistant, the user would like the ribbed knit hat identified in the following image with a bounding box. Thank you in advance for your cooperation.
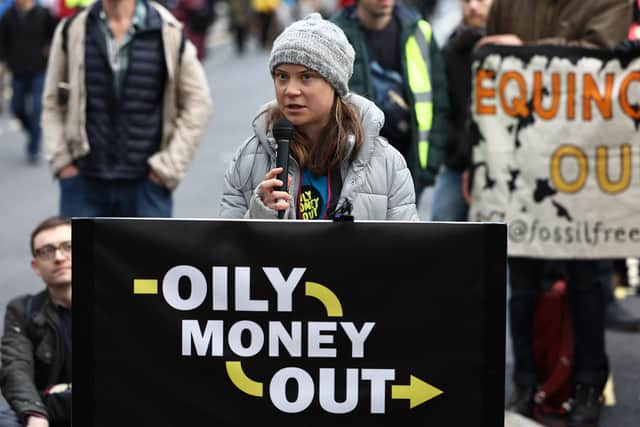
[268,13,355,97]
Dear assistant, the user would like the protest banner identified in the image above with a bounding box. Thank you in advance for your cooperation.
[73,219,505,426]
[470,45,640,258]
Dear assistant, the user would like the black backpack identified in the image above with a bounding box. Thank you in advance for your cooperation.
[188,0,216,34]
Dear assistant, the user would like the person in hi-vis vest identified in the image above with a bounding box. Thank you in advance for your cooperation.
[331,0,449,195]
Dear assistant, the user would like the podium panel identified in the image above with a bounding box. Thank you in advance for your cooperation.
[73,219,506,426]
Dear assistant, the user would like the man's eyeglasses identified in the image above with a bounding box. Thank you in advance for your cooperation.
[34,241,72,261]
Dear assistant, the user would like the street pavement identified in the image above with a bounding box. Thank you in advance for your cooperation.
[0,24,639,427]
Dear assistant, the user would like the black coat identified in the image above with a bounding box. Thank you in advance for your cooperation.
[0,291,69,424]
[442,24,484,171]
[0,5,58,75]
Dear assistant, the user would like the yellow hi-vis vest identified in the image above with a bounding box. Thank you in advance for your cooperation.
[252,0,281,13]
[65,0,94,9]
[404,20,433,171]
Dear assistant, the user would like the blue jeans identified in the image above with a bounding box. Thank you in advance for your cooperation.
[431,165,468,221]
[11,73,45,156]
[59,174,173,217]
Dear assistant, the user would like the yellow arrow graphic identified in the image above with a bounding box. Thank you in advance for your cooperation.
[305,282,343,317]
[225,361,263,397]
[392,375,443,408]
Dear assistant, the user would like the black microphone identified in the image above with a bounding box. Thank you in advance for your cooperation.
[273,117,294,219]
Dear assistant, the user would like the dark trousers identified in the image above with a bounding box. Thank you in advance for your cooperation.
[10,72,45,156]
[509,257,610,387]
[232,23,248,54]
[59,174,173,217]
[256,11,274,49]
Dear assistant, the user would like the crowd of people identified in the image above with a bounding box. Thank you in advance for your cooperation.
[0,1,639,426]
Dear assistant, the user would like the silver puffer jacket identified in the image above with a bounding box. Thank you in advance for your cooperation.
[219,93,419,221]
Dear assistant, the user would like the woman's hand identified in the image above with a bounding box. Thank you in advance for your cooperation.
[258,168,293,212]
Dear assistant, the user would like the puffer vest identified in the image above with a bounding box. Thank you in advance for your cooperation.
[77,4,166,180]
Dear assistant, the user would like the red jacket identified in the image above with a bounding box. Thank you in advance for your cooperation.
[173,0,208,60]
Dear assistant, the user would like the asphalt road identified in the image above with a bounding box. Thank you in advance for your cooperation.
[0,28,638,427]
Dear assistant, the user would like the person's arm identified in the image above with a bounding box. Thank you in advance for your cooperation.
[147,38,213,190]
[0,298,49,422]
[41,20,74,177]
[482,0,632,49]
[479,0,523,47]
[443,58,471,172]
[533,0,632,49]
[420,35,448,186]
[46,10,60,42]
[220,137,255,218]
[0,13,9,62]
[219,138,288,219]
[384,141,419,221]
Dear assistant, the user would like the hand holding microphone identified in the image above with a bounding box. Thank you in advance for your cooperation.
[258,118,294,218]
[258,168,292,213]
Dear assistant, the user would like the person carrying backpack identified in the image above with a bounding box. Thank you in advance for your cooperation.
[41,0,212,218]
[173,0,216,60]
[0,0,58,164]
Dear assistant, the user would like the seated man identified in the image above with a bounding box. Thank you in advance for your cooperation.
[0,216,72,427]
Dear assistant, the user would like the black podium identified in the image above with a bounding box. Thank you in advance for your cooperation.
[73,219,506,426]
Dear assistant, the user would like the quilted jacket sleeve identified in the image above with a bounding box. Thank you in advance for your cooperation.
[0,297,48,420]
[219,137,280,219]
[385,143,420,221]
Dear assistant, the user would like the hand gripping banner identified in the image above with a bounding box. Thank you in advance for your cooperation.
[470,45,640,258]
[72,219,506,426]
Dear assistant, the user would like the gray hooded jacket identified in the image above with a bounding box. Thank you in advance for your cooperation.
[219,93,419,221]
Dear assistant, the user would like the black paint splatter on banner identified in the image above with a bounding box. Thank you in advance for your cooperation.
[533,179,557,203]
[508,169,520,193]
[551,199,573,221]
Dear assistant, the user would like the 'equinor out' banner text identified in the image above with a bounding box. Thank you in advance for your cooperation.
[470,45,640,258]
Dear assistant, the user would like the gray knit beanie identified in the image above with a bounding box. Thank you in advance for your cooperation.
[268,13,355,97]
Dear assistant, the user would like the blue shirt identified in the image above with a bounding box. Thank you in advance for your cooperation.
[299,169,329,220]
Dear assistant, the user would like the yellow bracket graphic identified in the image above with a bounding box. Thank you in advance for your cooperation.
[225,361,263,397]
[305,282,343,317]
[392,375,443,409]
[133,279,158,294]
[603,374,616,406]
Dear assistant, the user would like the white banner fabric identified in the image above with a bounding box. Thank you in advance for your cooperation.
[470,46,640,258]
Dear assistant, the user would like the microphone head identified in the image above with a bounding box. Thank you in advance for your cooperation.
[273,117,294,142]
